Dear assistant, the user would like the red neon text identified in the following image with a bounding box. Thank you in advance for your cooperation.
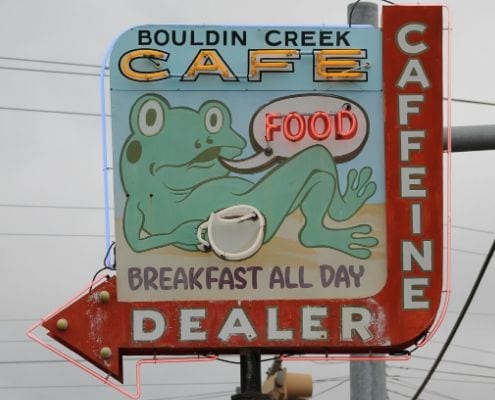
[265,110,357,142]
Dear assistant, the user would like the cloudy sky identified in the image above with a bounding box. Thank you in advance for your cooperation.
[1,0,495,399]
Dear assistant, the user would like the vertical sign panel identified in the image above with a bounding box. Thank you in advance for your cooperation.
[383,5,443,338]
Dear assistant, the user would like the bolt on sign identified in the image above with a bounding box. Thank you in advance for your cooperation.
[42,6,445,384]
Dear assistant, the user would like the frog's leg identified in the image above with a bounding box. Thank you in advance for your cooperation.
[244,145,377,259]
[297,170,378,259]
[123,196,202,252]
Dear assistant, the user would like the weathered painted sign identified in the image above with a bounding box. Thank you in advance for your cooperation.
[111,25,386,303]
[42,5,444,384]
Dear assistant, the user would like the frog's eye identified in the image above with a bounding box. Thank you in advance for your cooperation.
[205,107,223,134]
[138,99,164,136]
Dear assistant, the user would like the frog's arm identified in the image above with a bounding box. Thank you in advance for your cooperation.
[123,198,201,252]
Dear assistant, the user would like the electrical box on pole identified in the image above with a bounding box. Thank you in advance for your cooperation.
[263,369,313,400]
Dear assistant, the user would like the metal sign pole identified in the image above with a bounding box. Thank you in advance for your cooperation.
[233,349,272,400]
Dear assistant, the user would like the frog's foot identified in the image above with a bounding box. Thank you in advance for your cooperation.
[330,167,377,221]
[300,224,378,260]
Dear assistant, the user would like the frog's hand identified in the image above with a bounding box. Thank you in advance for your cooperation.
[329,167,377,221]
[123,203,201,252]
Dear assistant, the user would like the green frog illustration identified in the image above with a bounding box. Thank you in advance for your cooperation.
[120,93,378,259]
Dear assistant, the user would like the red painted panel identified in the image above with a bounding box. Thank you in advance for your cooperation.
[382,5,444,343]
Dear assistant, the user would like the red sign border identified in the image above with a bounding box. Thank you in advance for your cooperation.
[39,5,446,384]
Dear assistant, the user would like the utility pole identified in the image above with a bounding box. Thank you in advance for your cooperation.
[347,2,388,400]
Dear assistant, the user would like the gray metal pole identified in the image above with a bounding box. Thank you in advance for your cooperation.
[347,1,378,26]
[370,360,387,400]
[350,360,371,400]
[347,3,388,399]
[445,125,495,152]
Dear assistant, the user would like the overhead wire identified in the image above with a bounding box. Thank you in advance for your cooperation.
[1,55,494,108]
[390,378,463,400]
[412,355,495,370]
[0,202,492,256]
[0,204,490,256]
[448,97,495,107]
[0,203,111,211]
[312,378,349,397]
[0,381,238,390]
[387,388,412,399]
[0,55,107,69]
[0,374,348,391]
[452,224,495,235]
[411,239,495,399]
[7,205,495,234]
[0,204,491,232]
[0,65,107,77]
[0,105,109,117]
[389,365,495,380]
[432,341,495,355]
[0,226,486,253]
[0,232,110,238]
[144,390,234,400]
[388,374,495,385]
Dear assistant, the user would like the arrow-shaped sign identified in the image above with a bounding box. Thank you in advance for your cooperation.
[42,276,128,382]
[40,271,442,387]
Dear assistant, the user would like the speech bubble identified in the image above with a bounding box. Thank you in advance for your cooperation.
[222,94,369,172]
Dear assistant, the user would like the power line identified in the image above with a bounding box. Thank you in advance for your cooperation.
[446,310,495,317]
[1,55,494,109]
[390,378,463,400]
[0,206,492,255]
[387,388,412,399]
[0,339,56,344]
[0,203,487,235]
[389,366,495,380]
[0,105,109,118]
[388,374,495,385]
[0,203,111,211]
[0,359,86,366]
[0,230,487,256]
[0,232,111,238]
[1,57,495,109]
[0,65,108,77]
[0,318,40,322]
[452,224,495,235]
[0,56,107,69]
[0,381,237,390]
[0,103,494,122]
[413,355,495,371]
[313,378,349,397]
[145,390,233,400]
[451,247,487,257]
[412,238,495,399]
[447,311,495,317]
[449,97,495,107]
[433,341,495,356]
